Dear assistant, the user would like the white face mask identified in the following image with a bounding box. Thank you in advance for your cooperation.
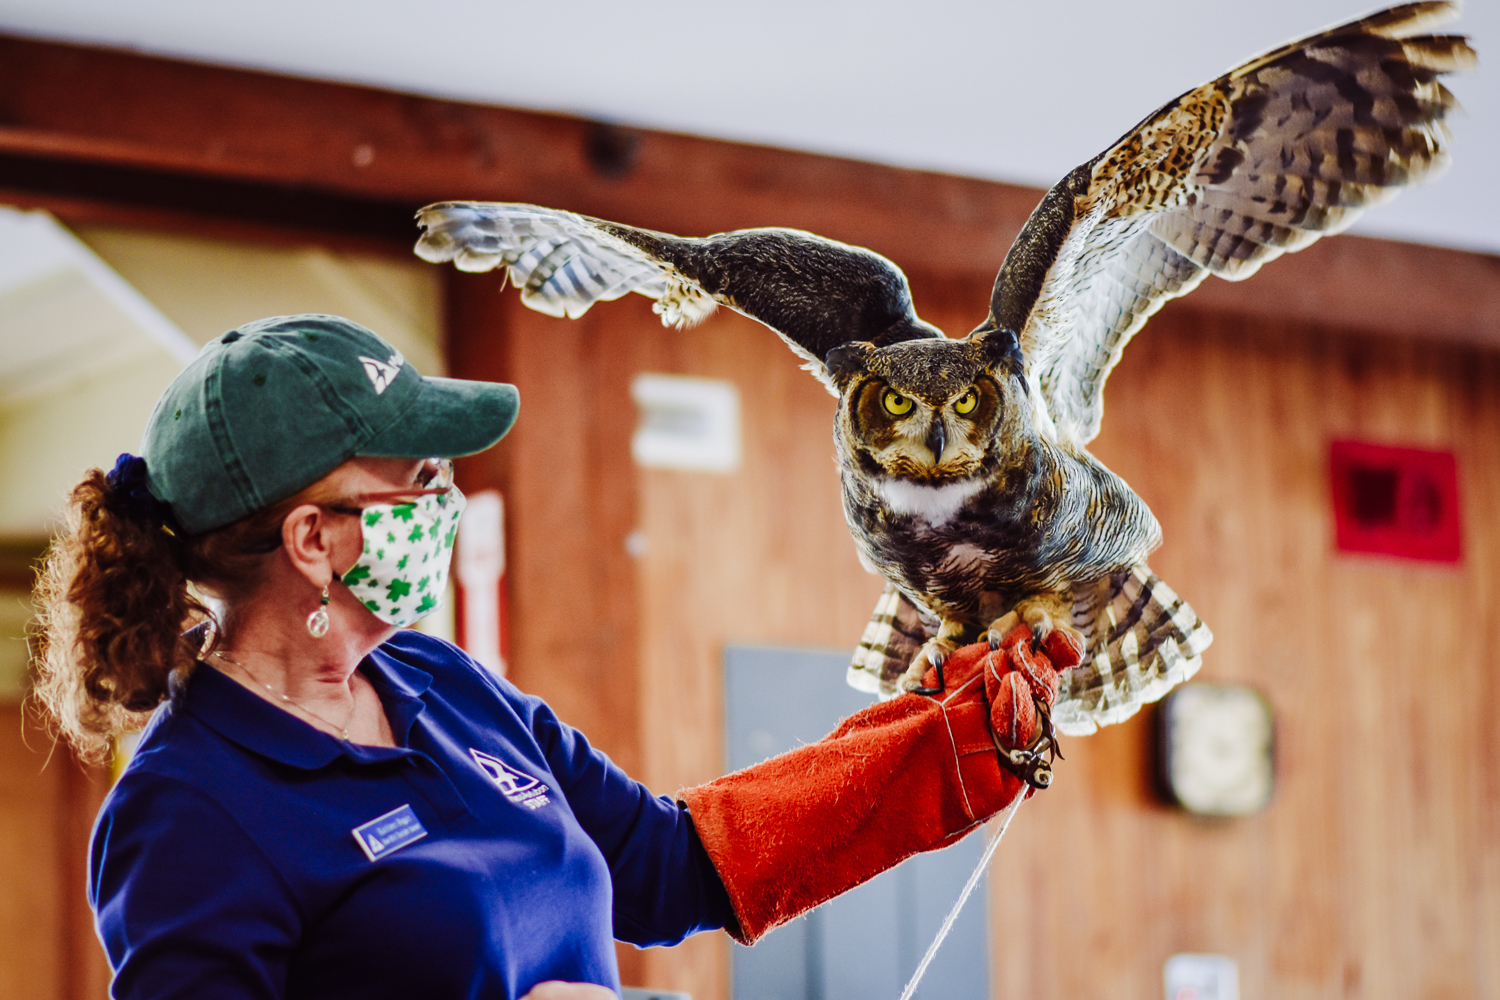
[339,485,466,627]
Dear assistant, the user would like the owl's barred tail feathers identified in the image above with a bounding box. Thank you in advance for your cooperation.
[848,564,1211,735]
[1052,565,1211,735]
[847,586,932,697]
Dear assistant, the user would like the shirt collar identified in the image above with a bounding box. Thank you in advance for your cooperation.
[184,644,434,769]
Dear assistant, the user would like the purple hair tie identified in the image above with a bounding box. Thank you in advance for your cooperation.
[105,453,177,531]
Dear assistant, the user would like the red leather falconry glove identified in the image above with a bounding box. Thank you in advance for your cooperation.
[681,622,1083,944]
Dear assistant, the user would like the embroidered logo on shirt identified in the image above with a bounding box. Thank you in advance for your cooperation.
[351,804,428,861]
[469,748,551,810]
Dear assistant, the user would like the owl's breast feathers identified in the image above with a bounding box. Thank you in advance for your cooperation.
[842,438,1159,622]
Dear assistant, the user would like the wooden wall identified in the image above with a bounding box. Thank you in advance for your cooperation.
[991,304,1500,999]
[449,263,1500,1000]
[0,707,110,1000]
[2,31,1498,1000]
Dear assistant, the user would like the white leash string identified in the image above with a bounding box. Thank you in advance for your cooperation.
[896,792,1026,1000]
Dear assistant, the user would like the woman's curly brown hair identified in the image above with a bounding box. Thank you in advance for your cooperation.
[32,467,334,763]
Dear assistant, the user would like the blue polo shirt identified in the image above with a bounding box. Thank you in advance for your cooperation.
[89,631,735,999]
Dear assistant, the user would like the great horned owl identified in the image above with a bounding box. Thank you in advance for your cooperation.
[416,3,1472,734]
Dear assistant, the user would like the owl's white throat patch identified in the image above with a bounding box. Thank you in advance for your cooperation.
[875,477,985,525]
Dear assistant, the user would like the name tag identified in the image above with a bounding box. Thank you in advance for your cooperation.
[352,804,428,861]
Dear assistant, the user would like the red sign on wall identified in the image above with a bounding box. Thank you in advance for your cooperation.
[1329,440,1462,563]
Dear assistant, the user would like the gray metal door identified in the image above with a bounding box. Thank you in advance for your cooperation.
[724,646,990,1000]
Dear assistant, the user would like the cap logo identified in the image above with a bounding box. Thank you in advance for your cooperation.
[359,352,405,395]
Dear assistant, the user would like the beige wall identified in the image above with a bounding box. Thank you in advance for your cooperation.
[73,225,445,374]
[0,218,446,539]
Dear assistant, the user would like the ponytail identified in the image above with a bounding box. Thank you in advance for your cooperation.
[33,455,336,763]
[33,457,207,762]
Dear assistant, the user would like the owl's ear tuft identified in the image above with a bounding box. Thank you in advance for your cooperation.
[974,326,1025,378]
[824,342,873,388]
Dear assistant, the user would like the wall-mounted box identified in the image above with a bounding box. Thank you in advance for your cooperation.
[1329,440,1461,563]
[1164,953,1238,1000]
[631,373,741,473]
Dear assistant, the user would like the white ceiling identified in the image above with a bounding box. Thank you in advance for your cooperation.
[0,1,1495,255]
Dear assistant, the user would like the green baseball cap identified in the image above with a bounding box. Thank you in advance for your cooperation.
[142,314,519,535]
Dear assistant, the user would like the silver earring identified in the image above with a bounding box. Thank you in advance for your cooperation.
[306,585,331,639]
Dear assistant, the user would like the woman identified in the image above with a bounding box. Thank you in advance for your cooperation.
[35,314,1075,1000]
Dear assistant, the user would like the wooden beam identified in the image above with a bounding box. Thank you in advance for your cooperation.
[2,34,1493,350]
[0,151,417,248]
[0,35,1034,272]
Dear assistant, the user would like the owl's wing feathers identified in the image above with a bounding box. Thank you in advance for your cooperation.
[985,1,1474,445]
[416,202,941,391]
[416,203,676,316]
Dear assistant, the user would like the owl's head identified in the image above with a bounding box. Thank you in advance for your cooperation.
[826,329,1030,484]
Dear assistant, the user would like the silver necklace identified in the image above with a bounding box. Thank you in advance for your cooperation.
[209,650,355,741]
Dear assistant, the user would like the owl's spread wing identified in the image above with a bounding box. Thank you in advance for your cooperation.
[983,1,1474,446]
[416,202,942,391]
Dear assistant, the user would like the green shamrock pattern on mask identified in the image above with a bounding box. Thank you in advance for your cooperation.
[339,485,467,628]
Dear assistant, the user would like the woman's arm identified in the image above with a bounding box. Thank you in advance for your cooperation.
[92,774,302,1000]
[519,623,1076,947]
[680,625,1077,942]
[524,700,738,946]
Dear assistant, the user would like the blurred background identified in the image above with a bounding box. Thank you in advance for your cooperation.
[0,1,1494,998]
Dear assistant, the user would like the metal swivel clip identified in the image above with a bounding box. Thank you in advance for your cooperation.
[999,699,1062,790]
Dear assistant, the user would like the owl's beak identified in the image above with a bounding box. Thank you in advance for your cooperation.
[925,419,946,463]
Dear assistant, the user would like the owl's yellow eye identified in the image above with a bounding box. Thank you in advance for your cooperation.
[882,390,914,416]
[954,388,979,415]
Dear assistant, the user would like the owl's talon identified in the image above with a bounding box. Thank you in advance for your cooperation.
[900,633,959,694]
[1012,596,1076,652]
[909,659,946,697]
[984,611,1021,653]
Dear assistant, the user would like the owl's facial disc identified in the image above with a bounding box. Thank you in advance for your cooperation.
[849,377,1001,483]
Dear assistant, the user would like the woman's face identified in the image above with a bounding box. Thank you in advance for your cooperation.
[301,456,438,579]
